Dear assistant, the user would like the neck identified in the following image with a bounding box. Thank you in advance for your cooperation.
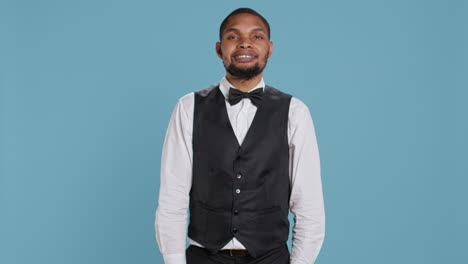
[225,73,263,92]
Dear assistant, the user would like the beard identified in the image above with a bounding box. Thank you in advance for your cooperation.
[224,58,268,80]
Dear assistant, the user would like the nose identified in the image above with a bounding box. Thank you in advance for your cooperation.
[238,37,252,49]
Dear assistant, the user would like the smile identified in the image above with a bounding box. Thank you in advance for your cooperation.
[235,55,254,59]
[234,54,257,63]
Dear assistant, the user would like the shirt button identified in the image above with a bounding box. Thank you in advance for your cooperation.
[235,189,241,194]
[233,210,239,215]
[232,228,238,234]
[236,173,242,179]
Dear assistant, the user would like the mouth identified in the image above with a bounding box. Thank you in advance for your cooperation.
[233,52,258,63]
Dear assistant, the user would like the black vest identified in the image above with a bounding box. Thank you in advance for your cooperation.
[188,84,292,258]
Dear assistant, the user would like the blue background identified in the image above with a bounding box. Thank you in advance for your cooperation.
[1,0,467,263]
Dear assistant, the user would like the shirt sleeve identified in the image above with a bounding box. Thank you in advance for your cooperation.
[288,98,326,264]
[155,95,193,264]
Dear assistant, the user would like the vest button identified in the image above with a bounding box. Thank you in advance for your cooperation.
[236,173,242,179]
[235,189,241,194]
[233,210,239,215]
[232,228,238,234]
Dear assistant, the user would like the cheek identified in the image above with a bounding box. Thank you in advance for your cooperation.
[222,49,232,61]
[264,47,272,58]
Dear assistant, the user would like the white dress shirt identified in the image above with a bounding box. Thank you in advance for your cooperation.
[155,76,325,264]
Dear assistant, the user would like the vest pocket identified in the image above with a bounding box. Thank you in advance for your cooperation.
[189,201,229,244]
[192,200,225,213]
[257,205,281,215]
[252,207,289,238]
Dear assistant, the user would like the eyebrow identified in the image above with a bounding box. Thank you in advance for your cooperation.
[223,27,266,34]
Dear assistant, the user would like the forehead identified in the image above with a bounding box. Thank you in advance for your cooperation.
[223,13,268,32]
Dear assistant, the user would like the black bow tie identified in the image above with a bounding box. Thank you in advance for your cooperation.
[228,87,264,106]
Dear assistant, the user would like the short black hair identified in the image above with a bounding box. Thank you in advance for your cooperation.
[219,8,271,41]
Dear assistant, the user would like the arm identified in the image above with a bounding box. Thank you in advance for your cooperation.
[155,95,193,264]
[288,98,326,264]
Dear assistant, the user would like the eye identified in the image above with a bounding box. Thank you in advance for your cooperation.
[253,35,264,40]
[227,35,237,40]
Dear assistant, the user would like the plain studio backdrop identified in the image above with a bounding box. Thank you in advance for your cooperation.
[1,0,467,263]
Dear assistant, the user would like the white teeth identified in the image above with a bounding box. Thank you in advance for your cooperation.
[236,55,253,59]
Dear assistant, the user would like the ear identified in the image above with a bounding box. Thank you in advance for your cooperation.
[215,42,223,59]
[267,40,274,58]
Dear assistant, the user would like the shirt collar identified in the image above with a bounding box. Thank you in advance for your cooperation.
[218,76,265,99]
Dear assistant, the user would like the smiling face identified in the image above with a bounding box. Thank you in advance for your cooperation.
[216,13,273,80]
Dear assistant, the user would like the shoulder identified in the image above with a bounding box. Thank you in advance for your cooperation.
[290,97,310,115]
[178,82,219,104]
[169,91,194,124]
[177,91,194,106]
[173,83,220,119]
[265,85,292,100]
[263,85,309,114]
[289,96,315,126]
[194,83,219,97]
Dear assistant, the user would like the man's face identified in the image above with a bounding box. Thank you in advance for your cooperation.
[216,13,273,80]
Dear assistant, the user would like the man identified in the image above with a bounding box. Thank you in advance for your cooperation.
[155,8,325,264]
